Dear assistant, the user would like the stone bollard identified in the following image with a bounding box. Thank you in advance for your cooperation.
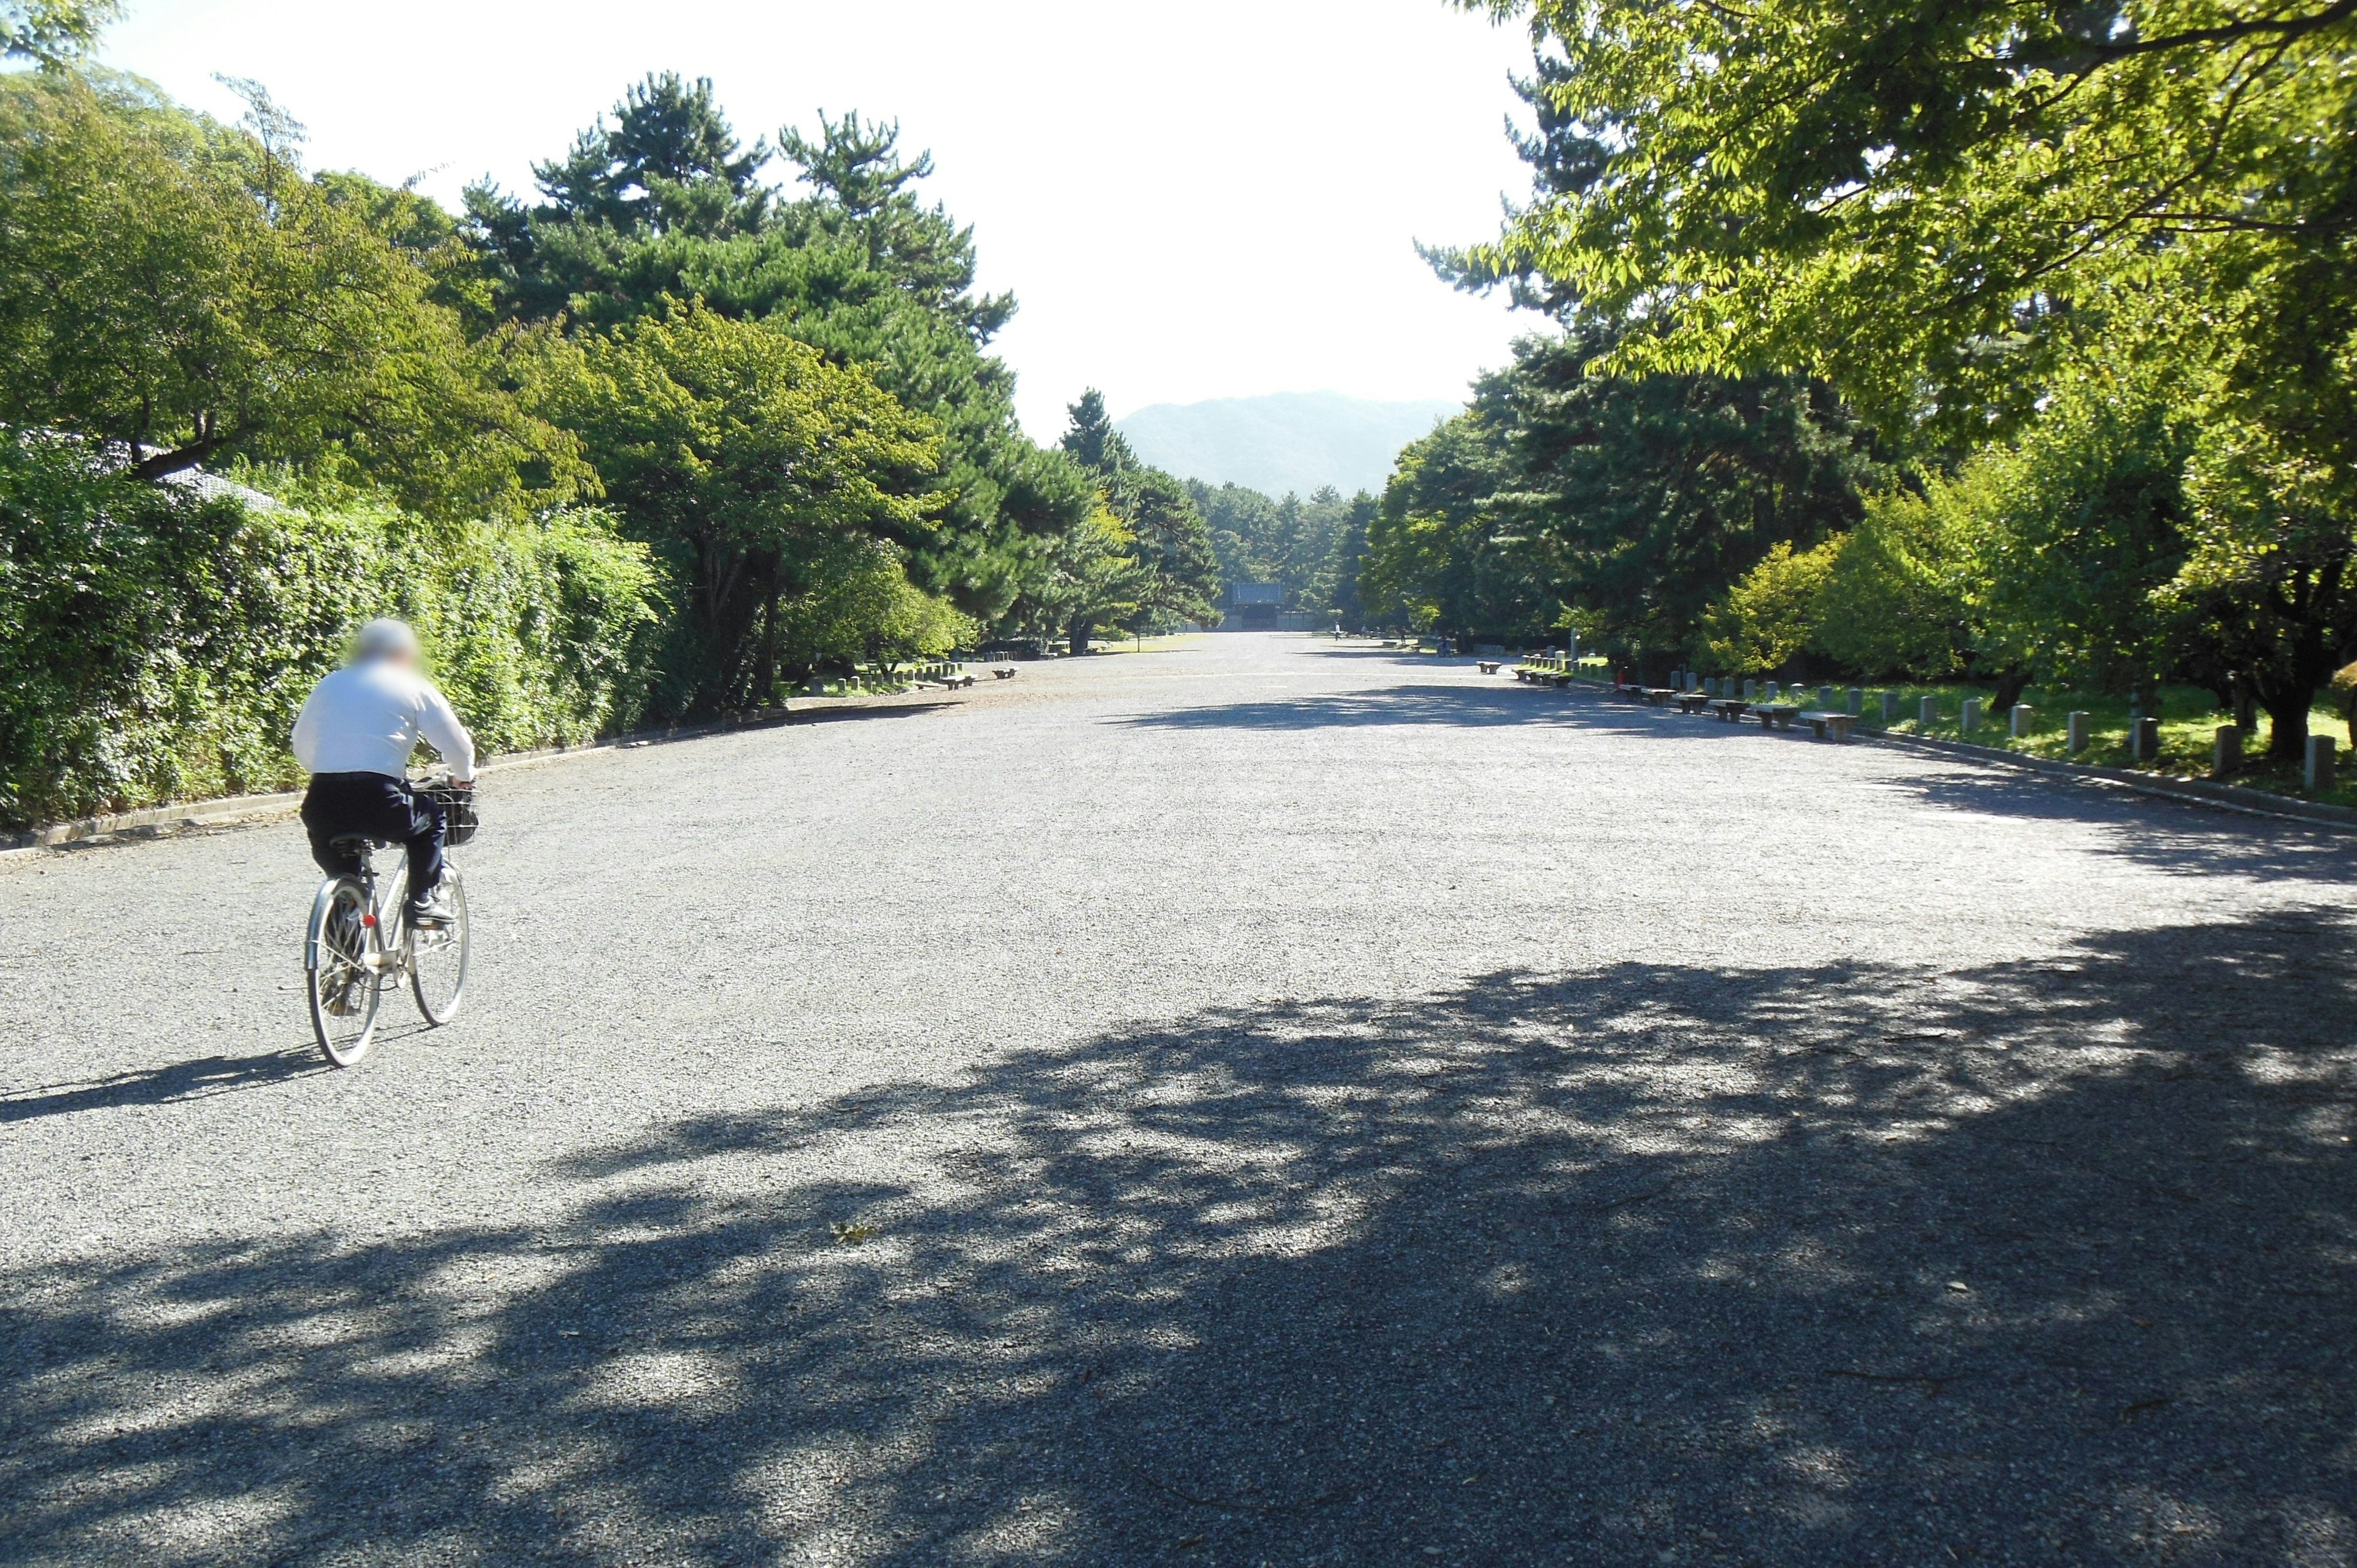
[1960,698,1982,733]
[2307,734,2337,793]
[1744,679,1759,699]
[1882,692,1900,723]
[1847,687,1863,716]
[2011,703,2033,739]
[2213,725,2243,779]
[2068,711,2090,754]
[2131,716,2161,761]
[1819,685,1835,710]
[1765,681,1781,702]
[1919,696,1938,727]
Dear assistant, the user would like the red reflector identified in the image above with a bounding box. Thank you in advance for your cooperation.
[361,914,377,927]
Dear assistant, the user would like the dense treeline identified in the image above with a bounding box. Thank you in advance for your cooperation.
[1373,0,2357,760]
[1192,481,1376,622]
[0,6,1217,825]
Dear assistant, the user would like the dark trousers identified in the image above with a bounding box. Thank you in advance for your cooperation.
[301,773,446,908]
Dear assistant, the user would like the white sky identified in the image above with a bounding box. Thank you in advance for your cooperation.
[99,0,1541,441]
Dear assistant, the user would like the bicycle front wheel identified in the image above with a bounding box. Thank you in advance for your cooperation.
[308,878,382,1067]
[409,867,470,1025]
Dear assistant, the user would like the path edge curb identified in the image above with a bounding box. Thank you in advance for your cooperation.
[1863,728,2357,833]
[1547,675,2356,835]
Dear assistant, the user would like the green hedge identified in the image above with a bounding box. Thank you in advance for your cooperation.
[0,442,660,829]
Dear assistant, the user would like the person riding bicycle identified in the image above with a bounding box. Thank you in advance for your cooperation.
[291,619,475,928]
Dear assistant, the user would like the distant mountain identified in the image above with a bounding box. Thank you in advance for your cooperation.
[1115,392,1461,498]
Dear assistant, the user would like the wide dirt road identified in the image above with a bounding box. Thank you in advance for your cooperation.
[4,634,2353,1567]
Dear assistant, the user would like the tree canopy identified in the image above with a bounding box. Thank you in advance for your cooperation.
[462,84,1088,630]
[1425,0,2357,755]
[551,299,945,706]
[0,71,581,518]
[1025,389,1220,650]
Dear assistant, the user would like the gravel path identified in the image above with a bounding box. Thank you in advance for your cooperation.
[4,633,2353,1566]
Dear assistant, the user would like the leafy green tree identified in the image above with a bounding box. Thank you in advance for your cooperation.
[1972,367,2197,703]
[1009,503,1139,655]
[1726,368,2196,706]
[1456,0,2357,441]
[1358,328,1879,666]
[2167,413,2357,755]
[1700,543,1838,678]
[1458,0,2357,730]
[1360,400,1530,636]
[1320,493,1377,627]
[1192,481,1283,591]
[549,299,943,709]
[0,70,579,517]
[466,95,1091,627]
[1190,480,1369,614]
[1810,485,1980,682]
[1,0,114,65]
[1104,464,1220,639]
[773,537,975,674]
[1499,329,1881,670]
[1045,390,1218,648]
[537,72,772,239]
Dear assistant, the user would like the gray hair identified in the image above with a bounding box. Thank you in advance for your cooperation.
[354,618,420,661]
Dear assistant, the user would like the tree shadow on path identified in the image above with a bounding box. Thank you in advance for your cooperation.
[1112,684,1595,731]
[1868,760,2357,888]
[4,910,2354,1565]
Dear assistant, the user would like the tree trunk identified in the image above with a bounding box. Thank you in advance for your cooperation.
[2257,621,2340,760]
[1068,616,1092,657]
[754,581,781,707]
[2262,687,2314,761]
[1989,670,2032,716]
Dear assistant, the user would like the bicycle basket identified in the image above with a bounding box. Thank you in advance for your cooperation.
[422,781,481,846]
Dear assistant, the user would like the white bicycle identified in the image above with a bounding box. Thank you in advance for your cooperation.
[303,778,474,1067]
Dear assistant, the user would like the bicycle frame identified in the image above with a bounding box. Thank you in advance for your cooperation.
[303,849,411,982]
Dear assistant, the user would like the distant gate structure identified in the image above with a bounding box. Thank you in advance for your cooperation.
[1224,582,1290,630]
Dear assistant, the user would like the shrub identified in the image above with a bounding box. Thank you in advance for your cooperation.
[0,439,658,828]
[1698,540,1836,676]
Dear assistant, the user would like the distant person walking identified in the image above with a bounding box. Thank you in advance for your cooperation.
[290,619,475,927]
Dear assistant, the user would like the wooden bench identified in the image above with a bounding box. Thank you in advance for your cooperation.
[1800,710,1856,741]
[1477,660,1501,674]
[991,666,1018,680]
[937,672,977,690]
[1751,703,1803,730]
[1643,687,1676,707]
[1711,700,1751,722]
[1676,692,1714,714]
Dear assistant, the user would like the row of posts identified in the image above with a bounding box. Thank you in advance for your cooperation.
[1662,673,2339,793]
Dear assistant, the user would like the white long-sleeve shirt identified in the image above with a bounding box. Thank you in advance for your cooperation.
[290,660,476,782]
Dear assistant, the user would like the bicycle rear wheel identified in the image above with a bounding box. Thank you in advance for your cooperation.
[409,866,469,1025]
[308,878,381,1067]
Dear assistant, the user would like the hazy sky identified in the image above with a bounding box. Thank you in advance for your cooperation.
[99,1,1542,441]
